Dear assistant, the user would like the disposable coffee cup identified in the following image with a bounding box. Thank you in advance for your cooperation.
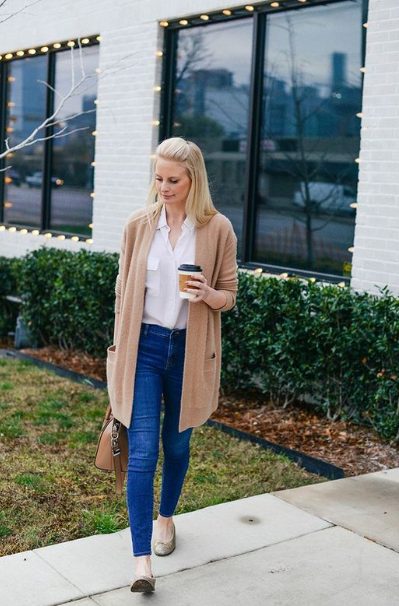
[178,264,203,300]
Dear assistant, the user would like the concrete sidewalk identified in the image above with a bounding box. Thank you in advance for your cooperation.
[2,468,399,606]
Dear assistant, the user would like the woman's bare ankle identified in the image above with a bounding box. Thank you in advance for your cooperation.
[157,513,173,527]
[134,554,152,577]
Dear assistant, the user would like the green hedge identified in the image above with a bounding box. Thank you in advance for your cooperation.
[0,256,22,338]
[222,272,399,441]
[0,248,118,356]
[1,247,398,441]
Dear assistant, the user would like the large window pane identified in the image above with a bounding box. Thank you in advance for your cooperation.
[172,19,253,257]
[3,56,47,227]
[50,45,98,236]
[254,1,363,276]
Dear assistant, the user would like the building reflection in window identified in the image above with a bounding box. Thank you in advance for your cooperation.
[172,19,253,257]
[50,45,99,236]
[3,56,47,227]
[254,0,362,276]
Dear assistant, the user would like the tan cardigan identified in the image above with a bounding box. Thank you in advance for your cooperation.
[106,206,238,432]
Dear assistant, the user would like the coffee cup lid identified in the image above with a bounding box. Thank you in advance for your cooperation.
[178,264,202,272]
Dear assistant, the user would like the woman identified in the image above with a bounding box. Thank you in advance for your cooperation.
[106,137,238,593]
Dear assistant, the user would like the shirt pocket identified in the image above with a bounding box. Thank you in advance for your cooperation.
[145,256,160,296]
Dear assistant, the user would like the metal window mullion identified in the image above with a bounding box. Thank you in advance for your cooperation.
[242,11,266,263]
[41,51,55,231]
[0,62,8,223]
[160,28,177,142]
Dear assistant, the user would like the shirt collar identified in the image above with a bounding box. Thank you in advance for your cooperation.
[157,204,195,232]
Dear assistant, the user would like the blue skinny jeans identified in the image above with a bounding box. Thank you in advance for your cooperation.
[126,322,193,556]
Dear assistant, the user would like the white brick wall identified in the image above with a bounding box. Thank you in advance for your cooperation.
[352,0,399,295]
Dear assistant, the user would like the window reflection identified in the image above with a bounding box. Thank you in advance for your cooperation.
[254,1,362,276]
[3,56,47,227]
[172,20,253,257]
[50,45,98,236]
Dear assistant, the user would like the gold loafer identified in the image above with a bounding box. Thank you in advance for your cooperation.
[130,575,156,592]
[154,521,176,556]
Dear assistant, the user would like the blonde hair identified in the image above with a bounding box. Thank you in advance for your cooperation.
[145,137,218,226]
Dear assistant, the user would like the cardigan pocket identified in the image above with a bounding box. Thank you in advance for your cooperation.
[106,344,116,387]
[145,256,160,296]
[204,354,217,372]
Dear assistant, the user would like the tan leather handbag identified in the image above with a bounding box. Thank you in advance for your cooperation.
[95,403,128,495]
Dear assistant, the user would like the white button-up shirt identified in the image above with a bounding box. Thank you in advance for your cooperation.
[142,204,196,329]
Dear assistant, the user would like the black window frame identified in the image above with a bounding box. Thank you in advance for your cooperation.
[159,0,369,283]
[0,37,99,240]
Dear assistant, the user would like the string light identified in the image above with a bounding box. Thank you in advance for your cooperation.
[81,38,90,44]
[96,35,102,41]
[337,282,346,288]
[92,130,98,136]
[44,232,52,238]
[200,14,209,20]
[86,238,93,244]
[91,161,96,167]
[179,19,188,25]
[160,20,169,27]
[90,192,95,198]
[40,46,49,53]
[28,48,36,55]
[152,120,160,126]
[31,230,39,236]
[8,227,16,232]
[155,50,163,57]
[20,229,28,235]
[270,2,280,6]
[67,41,75,47]
[350,202,358,209]
[88,223,93,228]
[356,112,363,118]
[71,236,79,242]
[360,67,366,73]
[355,158,360,163]
[154,85,161,92]
[57,235,66,240]
[348,246,354,253]
[222,9,232,16]
[363,22,368,28]
[53,43,61,48]
[16,50,24,56]
[245,5,255,11]
[5,53,13,59]
[0,226,5,231]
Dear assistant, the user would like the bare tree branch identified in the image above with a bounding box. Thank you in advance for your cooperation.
[0,0,44,25]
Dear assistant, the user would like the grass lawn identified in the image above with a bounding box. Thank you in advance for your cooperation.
[0,357,325,557]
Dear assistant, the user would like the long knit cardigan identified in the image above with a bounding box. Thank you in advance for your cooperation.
[106,205,238,432]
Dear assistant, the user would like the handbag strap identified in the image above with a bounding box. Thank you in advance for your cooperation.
[114,453,126,495]
[111,417,126,495]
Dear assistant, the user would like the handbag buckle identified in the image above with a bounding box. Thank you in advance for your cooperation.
[111,420,121,457]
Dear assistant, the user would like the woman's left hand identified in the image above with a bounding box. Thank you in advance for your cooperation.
[185,274,211,303]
